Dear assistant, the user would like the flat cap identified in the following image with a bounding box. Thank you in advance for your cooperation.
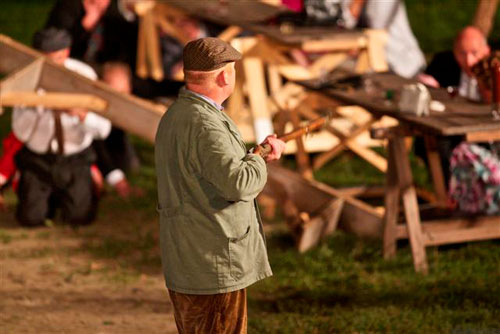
[183,37,242,72]
[33,27,72,52]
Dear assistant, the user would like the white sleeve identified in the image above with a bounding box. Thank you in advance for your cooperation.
[82,112,112,140]
[12,107,39,143]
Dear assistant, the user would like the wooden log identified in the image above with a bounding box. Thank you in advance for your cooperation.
[0,92,108,111]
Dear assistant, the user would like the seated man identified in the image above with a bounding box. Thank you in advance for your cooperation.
[12,28,111,227]
[420,26,491,101]
[417,26,492,183]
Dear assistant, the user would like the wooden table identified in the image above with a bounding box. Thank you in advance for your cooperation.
[300,73,500,273]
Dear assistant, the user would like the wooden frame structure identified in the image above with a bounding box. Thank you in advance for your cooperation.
[0,34,166,143]
[132,1,391,176]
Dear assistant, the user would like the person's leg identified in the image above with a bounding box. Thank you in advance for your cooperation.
[59,164,96,226]
[168,289,247,334]
[16,169,52,227]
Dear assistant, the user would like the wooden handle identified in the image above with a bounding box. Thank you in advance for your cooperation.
[252,115,328,159]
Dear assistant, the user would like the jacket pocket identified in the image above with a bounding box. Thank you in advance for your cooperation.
[228,225,253,280]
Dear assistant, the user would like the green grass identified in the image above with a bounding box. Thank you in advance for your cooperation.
[248,231,500,333]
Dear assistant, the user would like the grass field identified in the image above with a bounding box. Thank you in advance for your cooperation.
[1,1,499,333]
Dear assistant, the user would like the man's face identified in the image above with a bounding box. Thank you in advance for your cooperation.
[45,48,70,65]
[453,32,490,75]
[103,69,131,94]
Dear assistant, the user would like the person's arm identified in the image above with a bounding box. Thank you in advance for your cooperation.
[0,132,23,185]
[196,118,268,203]
[11,107,40,144]
[75,110,112,140]
[340,0,365,29]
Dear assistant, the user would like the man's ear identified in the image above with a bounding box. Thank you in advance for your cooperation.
[218,68,230,86]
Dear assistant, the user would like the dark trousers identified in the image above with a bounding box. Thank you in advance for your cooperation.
[15,147,97,227]
[93,127,139,176]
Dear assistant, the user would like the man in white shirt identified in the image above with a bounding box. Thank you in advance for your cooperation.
[340,0,426,78]
[12,28,111,227]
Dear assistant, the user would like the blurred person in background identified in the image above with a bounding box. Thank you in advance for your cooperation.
[12,28,111,227]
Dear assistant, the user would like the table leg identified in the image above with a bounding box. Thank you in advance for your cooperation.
[391,136,429,274]
[383,140,400,259]
[424,135,448,207]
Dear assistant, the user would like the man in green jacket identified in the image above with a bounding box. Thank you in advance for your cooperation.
[155,37,286,334]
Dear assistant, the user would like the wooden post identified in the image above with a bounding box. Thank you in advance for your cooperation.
[472,0,499,37]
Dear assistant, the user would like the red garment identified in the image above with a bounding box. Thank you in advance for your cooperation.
[0,132,23,181]
[282,0,303,12]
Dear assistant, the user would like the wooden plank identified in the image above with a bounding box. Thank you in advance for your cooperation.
[0,34,41,74]
[242,56,273,142]
[396,215,500,240]
[466,130,500,142]
[301,36,367,53]
[144,8,164,81]
[423,224,500,246]
[135,13,148,79]
[320,198,345,237]
[0,58,43,94]
[1,92,108,111]
[391,136,428,274]
[365,29,388,72]
[38,62,165,143]
[217,26,243,42]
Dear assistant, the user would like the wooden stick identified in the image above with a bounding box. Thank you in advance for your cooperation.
[0,91,108,111]
[254,115,328,157]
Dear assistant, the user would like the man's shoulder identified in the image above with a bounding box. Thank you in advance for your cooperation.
[64,58,98,80]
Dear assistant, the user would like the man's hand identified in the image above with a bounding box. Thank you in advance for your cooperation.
[82,0,111,31]
[260,134,286,163]
[66,108,88,122]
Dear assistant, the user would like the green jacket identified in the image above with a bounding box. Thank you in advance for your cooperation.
[155,88,272,295]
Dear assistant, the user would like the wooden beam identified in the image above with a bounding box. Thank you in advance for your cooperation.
[466,130,500,143]
[217,26,243,42]
[396,215,500,242]
[1,91,108,111]
[0,58,43,94]
[1,34,166,143]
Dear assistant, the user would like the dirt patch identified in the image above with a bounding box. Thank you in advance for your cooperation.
[0,209,178,334]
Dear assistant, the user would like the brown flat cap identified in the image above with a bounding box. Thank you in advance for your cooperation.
[183,37,242,72]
